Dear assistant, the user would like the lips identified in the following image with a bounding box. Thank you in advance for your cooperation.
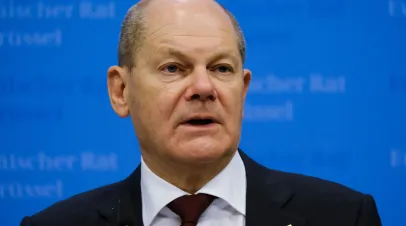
[180,115,220,126]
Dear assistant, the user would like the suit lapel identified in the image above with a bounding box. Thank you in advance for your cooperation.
[97,165,144,226]
[240,150,306,226]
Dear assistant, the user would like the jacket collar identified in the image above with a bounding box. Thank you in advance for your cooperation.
[97,149,306,226]
[96,165,143,226]
[239,150,306,226]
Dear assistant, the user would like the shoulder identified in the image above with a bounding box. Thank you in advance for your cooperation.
[262,168,381,224]
[240,150,366,202]
[264,167,377,214]
[259,168,382,225]
[268,168,364,199]
[20,180,125,226]
[262,166,370,209]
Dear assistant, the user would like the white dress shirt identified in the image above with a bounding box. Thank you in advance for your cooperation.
[140,151,247,226]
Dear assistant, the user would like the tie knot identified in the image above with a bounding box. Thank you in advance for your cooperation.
[167,194,216,226]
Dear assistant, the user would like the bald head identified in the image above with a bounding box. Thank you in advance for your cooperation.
[117,0,246,68]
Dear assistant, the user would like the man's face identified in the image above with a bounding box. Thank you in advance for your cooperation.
[112,0,251,165]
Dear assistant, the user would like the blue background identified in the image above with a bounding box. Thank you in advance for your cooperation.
[1,0,405,225]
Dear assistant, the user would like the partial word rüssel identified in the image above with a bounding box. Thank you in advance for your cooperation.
[0,180,63,199]
[0,29,62,47]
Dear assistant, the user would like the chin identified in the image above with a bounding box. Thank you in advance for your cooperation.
[173,138,231,164]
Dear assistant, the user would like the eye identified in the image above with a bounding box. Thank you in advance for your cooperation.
[213,65,233,74]
[160,64,184,74]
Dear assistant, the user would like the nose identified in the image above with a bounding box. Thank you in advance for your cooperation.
[184,69,217,101]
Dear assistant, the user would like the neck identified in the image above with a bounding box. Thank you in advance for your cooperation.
[142,151,235,194]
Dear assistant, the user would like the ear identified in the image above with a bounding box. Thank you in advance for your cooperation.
[242,69,252,97]
[242,69,252,118]
[107,66,130,118]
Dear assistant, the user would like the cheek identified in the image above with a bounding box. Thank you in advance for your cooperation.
[142,84,182,128]
[130,80,160,127]
[217,84,245,116]
[155,90,175,121]
[216,88,244,135]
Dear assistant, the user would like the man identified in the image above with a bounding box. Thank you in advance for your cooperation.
[20,0,382,225]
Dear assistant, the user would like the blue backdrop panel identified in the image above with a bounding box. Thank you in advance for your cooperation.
[0,0,405,225]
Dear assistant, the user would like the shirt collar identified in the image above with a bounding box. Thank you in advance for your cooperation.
[140,151,247,226]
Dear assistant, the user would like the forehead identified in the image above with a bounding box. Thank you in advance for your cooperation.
[141,0,239,58]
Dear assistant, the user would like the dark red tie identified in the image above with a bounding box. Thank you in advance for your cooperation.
[167,194,216,226]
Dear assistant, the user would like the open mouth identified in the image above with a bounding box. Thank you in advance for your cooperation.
[185,118,215,125]
[181,117,218,127]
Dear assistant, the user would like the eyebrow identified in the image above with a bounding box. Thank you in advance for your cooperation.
[159,47,240,66]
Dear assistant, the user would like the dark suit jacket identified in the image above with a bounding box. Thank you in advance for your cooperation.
[20,149,382,226]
